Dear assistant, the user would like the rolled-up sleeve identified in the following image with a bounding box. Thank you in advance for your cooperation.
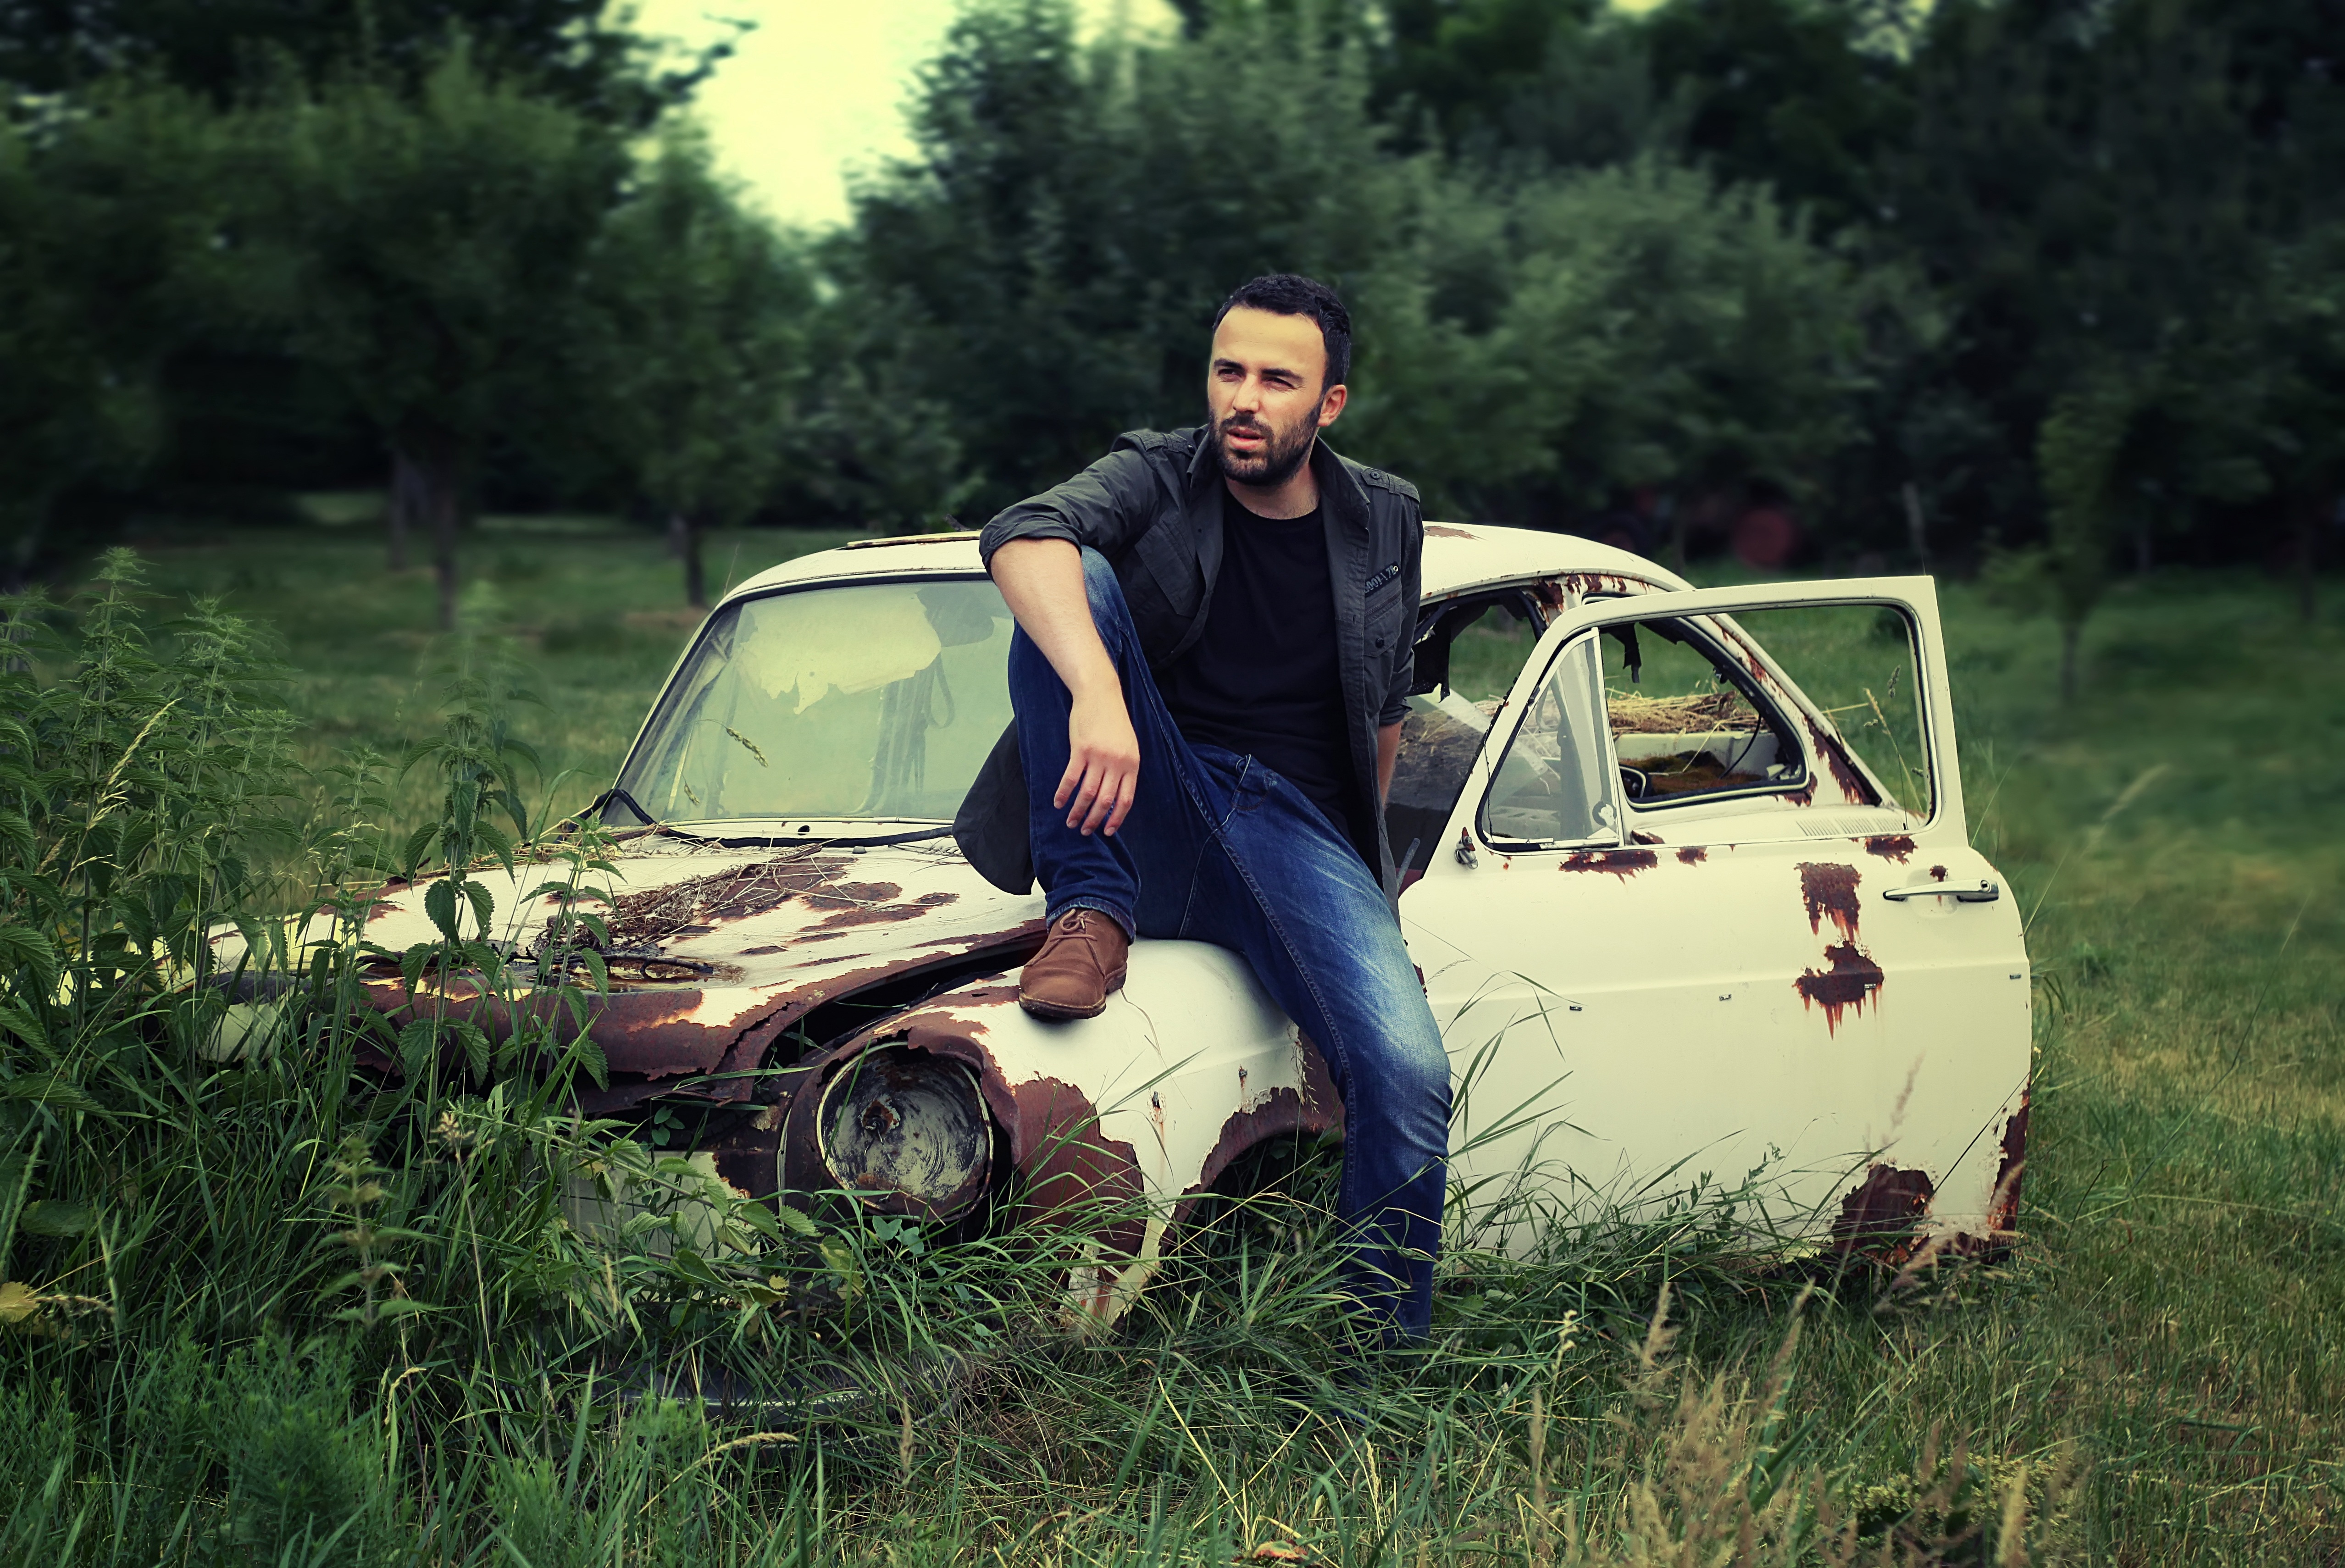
[978,439,1164,569]
[1379,512,1424,726]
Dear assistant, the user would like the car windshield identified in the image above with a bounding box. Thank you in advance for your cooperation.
[610,578,1016,826]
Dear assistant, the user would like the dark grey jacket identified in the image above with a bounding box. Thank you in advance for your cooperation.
[953,424,1425,897]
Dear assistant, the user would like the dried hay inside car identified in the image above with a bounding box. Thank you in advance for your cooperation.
[1607,690,1760,735]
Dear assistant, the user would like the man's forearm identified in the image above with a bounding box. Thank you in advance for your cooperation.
[990,537,1141,836]
[990,538,1119,700]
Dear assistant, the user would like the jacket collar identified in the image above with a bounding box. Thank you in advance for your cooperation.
[1180,423,1371,532]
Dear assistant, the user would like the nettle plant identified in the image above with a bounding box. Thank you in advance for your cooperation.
[0,554,942,1385]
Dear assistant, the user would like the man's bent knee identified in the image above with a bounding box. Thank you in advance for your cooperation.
[1075,547,1136,643]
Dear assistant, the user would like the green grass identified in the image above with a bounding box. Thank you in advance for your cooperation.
[8,525,2342,1563]
[120,510,860,826]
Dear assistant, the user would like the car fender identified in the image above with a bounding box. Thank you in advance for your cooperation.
[791,937,1343,1324]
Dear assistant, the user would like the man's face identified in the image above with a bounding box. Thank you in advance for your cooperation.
[1206,305,1348,488]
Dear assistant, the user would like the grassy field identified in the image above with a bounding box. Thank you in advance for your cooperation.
[10,515,2342,1564]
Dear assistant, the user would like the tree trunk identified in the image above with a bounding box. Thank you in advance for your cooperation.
[397,428,465,633]
[434,484,460,633]
[678,514,707,608]
[2058,618,2081,705]
[1902,481,1929,571]
[0,493,50,595]
[2134,524,2153,576]
[665,510,690,560]
[2292,494,2321,623]
[388,450,424,572]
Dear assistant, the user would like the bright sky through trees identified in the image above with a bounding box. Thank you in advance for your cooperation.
[630,0,1181,229]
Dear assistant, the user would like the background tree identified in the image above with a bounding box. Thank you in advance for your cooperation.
[586,131,811,606]
[849,0,1415,517]
[0,83,228,581]
[0,0,727,126]
[2257,223,2345,618]
[1346,158,1890,537]
[1375,0,1685,170]
[779,261,981,534]
[258,47,626,630]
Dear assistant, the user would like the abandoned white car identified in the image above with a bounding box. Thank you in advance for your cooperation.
[333,525,2033,1311]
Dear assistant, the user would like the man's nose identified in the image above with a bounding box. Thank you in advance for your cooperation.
[1231,375,1264,410]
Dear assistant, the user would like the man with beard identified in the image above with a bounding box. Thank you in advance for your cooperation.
[952,273,1449,1344]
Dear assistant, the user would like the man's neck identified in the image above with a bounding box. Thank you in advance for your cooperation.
[1223,442,1319,520]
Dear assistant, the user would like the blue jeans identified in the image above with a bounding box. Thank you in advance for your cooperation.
[1010,549,1452,1341]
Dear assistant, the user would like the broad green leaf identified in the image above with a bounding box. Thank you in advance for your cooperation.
[0,1075,106,1117]
[401,824,439,874]
[18,1199,96,1237]
[424,878,461,943]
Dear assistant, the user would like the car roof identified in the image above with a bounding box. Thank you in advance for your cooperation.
[719,522,1689,609]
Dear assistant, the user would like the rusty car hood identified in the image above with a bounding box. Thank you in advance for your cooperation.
[333,835,1049,1107]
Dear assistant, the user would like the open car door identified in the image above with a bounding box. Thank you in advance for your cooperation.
[1400,577,2032,1258]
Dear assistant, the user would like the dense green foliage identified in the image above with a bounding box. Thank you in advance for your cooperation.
[5,0,2342,649]
[250,46,631,631]
[582,130,815,607]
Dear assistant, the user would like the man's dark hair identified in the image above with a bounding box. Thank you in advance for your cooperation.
[1211,274,1352,390]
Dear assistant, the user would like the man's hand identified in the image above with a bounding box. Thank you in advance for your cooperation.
[1059,690,1140,836]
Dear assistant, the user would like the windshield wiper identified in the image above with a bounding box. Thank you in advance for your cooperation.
[581,790,958,850]
[695,825,957,849]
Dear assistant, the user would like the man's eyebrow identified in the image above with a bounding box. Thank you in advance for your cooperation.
[1212,356,1306,381]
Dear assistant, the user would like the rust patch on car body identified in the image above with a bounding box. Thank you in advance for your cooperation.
[606,849,858,946]
[1556,571,1632,599]
[1675,846,1708,865]
[1833,1164,1935,1261]
[1186,1036,1345,1208]
[811,890,959,930]
[1929,864,1948,882]
[1804,717,1879,806]
[1423,523,1476,539]
[1559,849,1659,878]
[1630,830,1664,846]
[1864,835,1916,862]
[1795,942,1883,1032]
[1797,863,1863,939]
[1006,1075,1150,1252]
[802,881,903,909]
[354,921,1048,1117]
[1988,1090,2029,1239]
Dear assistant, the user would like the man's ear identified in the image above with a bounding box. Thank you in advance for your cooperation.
[1317,383,1348,429]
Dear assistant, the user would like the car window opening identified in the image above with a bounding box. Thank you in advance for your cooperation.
[1389,591,1545,876]
[1602,616,1807,809]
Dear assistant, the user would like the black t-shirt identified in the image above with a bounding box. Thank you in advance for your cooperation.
[1159,489,1375,868]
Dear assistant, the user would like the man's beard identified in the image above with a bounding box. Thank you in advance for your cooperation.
[1211,403,1321,488]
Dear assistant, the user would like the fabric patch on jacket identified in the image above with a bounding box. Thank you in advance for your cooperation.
[1364,561,1403,594]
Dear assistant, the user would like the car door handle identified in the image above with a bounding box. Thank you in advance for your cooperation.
[1882,879,2000,903]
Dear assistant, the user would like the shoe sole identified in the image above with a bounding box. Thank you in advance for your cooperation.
[1018,969,1127,1021]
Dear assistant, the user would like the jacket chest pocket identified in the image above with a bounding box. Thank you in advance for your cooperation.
[1363,560,1406,647]
[1130,517,1202,619]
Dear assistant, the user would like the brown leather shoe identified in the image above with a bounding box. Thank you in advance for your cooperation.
[1019,909,1130,1020]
